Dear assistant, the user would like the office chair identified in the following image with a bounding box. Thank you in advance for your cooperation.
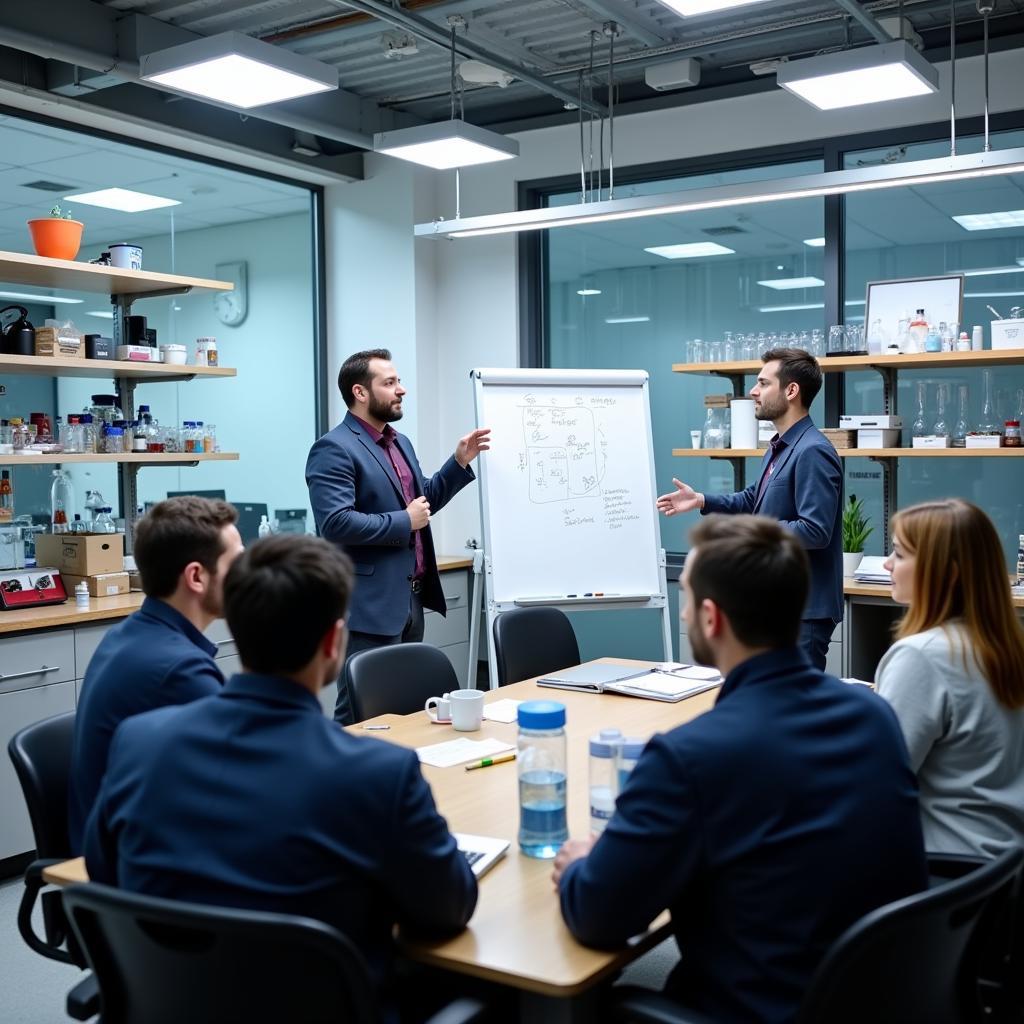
[492,607,580,686]
[346,642,460,721]
[612,846,1024,1024]
[62,882,488,1024]
[8,711,99,1019]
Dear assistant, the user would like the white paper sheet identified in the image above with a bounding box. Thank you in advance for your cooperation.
[483,699,522,724]
[416,737,516,768]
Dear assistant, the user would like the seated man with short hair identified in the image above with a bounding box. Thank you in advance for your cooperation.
[69,495,244,851]
[83,534,477,992]
[553,514,927,1024]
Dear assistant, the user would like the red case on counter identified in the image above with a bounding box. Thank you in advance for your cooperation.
[0,567,68,610]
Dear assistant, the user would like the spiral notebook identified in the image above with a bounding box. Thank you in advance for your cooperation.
[537,662,722,703]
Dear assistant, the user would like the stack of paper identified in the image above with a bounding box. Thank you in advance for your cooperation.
[853,555,891,584]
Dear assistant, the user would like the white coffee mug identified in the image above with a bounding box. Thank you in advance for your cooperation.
[425,694,452,723]
[109,243,143,270]
[449,689,485,732]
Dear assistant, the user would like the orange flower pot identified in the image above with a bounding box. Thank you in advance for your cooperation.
[27,218,84,261]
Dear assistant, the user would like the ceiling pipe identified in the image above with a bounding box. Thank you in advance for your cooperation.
[832,0,894,42]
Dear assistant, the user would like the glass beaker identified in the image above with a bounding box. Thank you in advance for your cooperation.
[827,325,846,354]
[976,369,1003,435]
[952,384,970,447]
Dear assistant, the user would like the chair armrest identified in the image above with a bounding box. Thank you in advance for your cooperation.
[17,859,74,965]
[425,997,489,1024]
[612,986,719,1024]
[66,973,101,1021]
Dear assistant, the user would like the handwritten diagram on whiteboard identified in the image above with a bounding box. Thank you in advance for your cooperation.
[473,370,661,604]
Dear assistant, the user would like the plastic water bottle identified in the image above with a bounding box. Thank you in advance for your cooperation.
[258,514,272,538]
[517,701,568,859]
[74,581,90,609]
[589,729,622,835]
[617,737,646,793]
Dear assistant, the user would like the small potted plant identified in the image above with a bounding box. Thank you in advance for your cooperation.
[842,494,873,577]
[27,204,84,261]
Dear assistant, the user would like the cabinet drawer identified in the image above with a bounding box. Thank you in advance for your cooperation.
[0,630,75,694]
[0,681,76,859]
[75,622,116,678]
[424,603,469,650]
[437,570,468,611]
[204,619,239,661]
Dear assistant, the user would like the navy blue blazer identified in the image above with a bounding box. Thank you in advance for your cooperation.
[703,416,843,621]
[68,596,223,852]
[306,412,475,635]
[83,672,477,990]
[559,649,927,1024]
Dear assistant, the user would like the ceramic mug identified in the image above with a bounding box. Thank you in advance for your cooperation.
[425,693,452,723]
[110,243,143,271]
[450,689,485,732]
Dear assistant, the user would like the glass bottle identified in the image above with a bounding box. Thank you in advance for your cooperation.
[702,407,726,450]
[939,321,954,353]
[50,469,74,533]
[912,382,929,439]
[93,507,116,534]
[517,701,568,859]
[0,470,13,519]
[85,489,106,524]
[104,426,125,453]
[70,513,89,534]
[79,413,97,453]
[908,309,928,352]
[952,384,970,448]
[976,369,1003,435]
[203,423,217,453]
[931,384,950,443]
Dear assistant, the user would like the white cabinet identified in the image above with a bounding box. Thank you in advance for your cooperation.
[423,569,470,687]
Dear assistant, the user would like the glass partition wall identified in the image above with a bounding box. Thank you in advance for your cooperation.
[0,112,318,544]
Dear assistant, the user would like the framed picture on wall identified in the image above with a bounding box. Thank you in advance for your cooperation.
[864,274,965,351]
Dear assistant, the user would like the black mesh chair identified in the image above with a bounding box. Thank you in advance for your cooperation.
[346,642,461,721]
[612,846,1024,1024]
[63,882,488,1024]
[492,607,580,686]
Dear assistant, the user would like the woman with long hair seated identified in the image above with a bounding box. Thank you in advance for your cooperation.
[876,498,1024,857]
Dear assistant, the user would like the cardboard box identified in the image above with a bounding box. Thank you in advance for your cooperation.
[911,435,952,449]
[822,429,857,450]
[116,344,161,362]
[63,571,130,597]
[128,570,143,592]
[839,414,903,429]
[991,319,1024,351]
[34,325,83,359]
[857,428,901,448]
[703,393,733,408]
[966,434,1003,449]
[34,533,124,576]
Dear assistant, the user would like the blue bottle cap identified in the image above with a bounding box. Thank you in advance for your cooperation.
[517,700,566,730]
[619,737,647,760]
[589,728,623,757]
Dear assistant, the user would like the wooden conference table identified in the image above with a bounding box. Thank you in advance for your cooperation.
[44,659,720,1023]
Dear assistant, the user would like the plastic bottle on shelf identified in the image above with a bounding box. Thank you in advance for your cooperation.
[258,514,272,538]
[924,324,942,354]
[908,309,928,352]
[972,326,984,351]
[956,331,971,352]
[74,581,90,609]
[93,507,116,534]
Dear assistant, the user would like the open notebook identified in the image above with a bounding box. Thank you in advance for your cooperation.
[455,833,510,878]
[537,662,722,703]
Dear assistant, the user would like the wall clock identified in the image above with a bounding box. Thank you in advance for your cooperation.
[213,260,248,327]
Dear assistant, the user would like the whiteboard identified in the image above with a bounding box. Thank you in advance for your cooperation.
[472,368,663,605]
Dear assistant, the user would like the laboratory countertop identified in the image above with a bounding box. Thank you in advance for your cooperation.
[0,554,475,636]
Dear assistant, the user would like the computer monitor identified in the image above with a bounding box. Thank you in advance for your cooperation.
[166,489,227,502]
[274,509,308,535]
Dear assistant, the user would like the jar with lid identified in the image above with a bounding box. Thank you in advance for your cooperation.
[104,426,125,454]
[182,421,200,453]
[589,728,622,836]
[93,507,116,534]
[203,423,217,453]
[60,415,82,453]
[70,513,88,534]
[1005,421,1022,447]
[78,413,97,453]
[517,700,568,859]
[86,394,123,426]
[131,420,148,452]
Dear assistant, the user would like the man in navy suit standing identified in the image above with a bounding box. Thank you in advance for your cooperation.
[306,348,490,723]
[658,347,842,669]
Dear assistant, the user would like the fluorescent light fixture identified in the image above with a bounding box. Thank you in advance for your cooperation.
[964,291,1024,299]
[644,242,735,258]
[757,302,824,313]
[63,187,180,213]
[757,276,825,290]
[803,237,826,247]
[952,209,1024,231]
[655,0,772,15]
[86,310,114,319]
[1018,257,1024,266]
[0,290,82,305]
[605,316,651,324]
[417,147,1024,239]
[958,266,1024,277]
[140,31,338,109]
[576,287,602,296]
[777,40,938,110]
[374,120,518,169]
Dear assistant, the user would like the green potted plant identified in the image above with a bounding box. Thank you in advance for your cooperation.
[27,204,84,261]
[842,494,873,577]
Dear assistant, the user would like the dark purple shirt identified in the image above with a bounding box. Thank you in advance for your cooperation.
[754,434,787,508]
[353,415,424,579]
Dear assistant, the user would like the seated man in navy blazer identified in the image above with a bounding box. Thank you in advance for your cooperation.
[68,496,244,851]
[306,348,490,723]
[83,534,477,995]
[554,515,926,1024]
[658,347,842,669]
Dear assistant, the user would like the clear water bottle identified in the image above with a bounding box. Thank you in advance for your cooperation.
[517,701,568,859]
[258,514,272,538]
[50,469,75,533]
[93,507,116,534]
[589,728,622,836]
[617,737,646,793]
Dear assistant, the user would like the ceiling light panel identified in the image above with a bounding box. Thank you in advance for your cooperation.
[140,31,338,109]
[757,276,825,290]
[0,290,82,305]
[803,237,826,247]
[374,120,518,169]
[777,40,939,111]
[63,187,180,212]
[655,0,773,15]
[605,316,651,323]
[952,209,1024,230]
[644,242,735,258]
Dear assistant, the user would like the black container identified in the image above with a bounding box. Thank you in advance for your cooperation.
[143,327,157,348]
[84,334,114,360]
[124,314,147,346]
[0,305,35,356]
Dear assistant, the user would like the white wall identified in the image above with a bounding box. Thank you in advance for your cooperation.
[323,49,1023,556]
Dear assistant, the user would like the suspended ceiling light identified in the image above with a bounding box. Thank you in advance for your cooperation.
[803,237,826,247]
[958,266,1024,277]
[0,290,82,305]
[577,287,602,295]
[655,0,773,15]
[416,147,1024,239]
[776,40,939,111]
[952,209,1024,230]
[605,315,650,324]
[140,31,338,109]
[63,187,180,212]
[757,276,825,290]
[374,120,519,169]
[644,242,734,258]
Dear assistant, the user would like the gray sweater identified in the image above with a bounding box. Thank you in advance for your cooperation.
[876,623,1024,857]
